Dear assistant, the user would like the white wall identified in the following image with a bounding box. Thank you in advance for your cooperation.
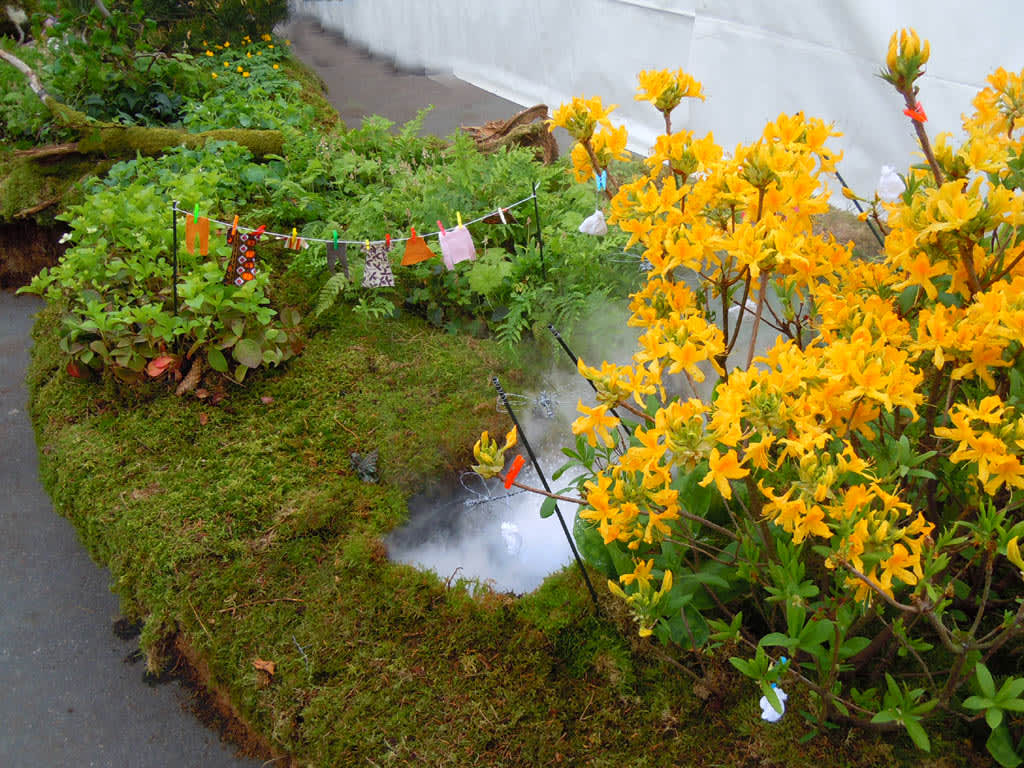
[292,0,1023,200]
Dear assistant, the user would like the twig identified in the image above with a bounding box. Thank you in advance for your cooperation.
[187,597,214,644]
[509,480,585,505]
[215,597,304,614]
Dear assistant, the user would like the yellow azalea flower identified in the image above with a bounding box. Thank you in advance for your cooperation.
[1007,536,1024,578]
[549,95,617,141]
[572,400,620,448]
[471,427,518,478]
[635,69,706,115]
[698,448,749,500]
[620,558,655,588]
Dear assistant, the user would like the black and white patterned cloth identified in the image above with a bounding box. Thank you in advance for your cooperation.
[361,243,395,288]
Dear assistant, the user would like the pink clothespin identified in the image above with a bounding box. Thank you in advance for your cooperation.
[437,220,447,236]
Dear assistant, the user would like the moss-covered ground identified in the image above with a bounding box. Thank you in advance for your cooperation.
[26,291,990,767]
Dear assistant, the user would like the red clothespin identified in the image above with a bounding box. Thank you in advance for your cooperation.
[903,102,927,123]
[504,454,526,489]
[410,226,417,238]
[385,233,391,249]
[251,225,266,239]
[437,220,447,236]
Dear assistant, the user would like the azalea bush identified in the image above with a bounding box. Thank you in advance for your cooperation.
[476,31,1024,763]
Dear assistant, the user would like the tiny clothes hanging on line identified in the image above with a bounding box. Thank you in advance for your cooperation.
[362,242,395,288]
[185,213,209,255]
[327,242,349,278]
[223,228,258,286]
[439,226,476,270]
[578,209,607,236]
[401,231,435,266]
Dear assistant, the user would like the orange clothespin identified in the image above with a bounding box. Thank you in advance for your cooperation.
[228,214,239,244]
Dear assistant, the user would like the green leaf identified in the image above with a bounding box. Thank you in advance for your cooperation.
[978,662,998,699]
[207,346,228,373]
[540,496,556,519]
[986,722,1023,768]
[234,338,263,368]
[963,695,995,711]
[903,716,931,752]
[987,708,1005,730]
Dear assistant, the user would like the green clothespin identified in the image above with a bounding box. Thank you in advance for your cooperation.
[333,230,338,248]
[194,203,200,220]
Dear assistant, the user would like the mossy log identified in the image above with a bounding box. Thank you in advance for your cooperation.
[0,48,284,160]
[40,97,283,158]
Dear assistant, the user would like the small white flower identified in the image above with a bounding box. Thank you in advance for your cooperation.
[58,231,73,244]
[877,165,905,203]
[759,685,788,722]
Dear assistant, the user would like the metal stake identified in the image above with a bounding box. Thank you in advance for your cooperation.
[531,182,547,280]
[493,375,599,611]
[834,170,885,249]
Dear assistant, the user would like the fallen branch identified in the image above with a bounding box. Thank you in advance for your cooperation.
[0,47,284,158]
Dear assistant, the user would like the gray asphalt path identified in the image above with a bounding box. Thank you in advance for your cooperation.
[283,15,564,143]
[0,290,259,768]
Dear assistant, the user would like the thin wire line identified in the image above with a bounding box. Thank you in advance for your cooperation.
[171,193,537,246]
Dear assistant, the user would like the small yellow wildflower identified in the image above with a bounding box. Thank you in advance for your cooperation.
[223,61,229,68]
[211,73,217,79]
[243,71,250,78]
[237,65,243,72]
[273,63,279,70]
[205,50,213,57]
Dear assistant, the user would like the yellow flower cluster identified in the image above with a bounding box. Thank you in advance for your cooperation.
[548,95,617,142]
[635,68,705,113]
[546,37,1024,624]
[471,427,517,478]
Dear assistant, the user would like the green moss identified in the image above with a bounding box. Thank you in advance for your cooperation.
[0,155,107,222]
[26,298,979,767]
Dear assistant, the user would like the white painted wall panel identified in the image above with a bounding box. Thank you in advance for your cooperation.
[291,0,1024,199]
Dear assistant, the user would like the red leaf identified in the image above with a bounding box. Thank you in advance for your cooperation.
[146,355,178,378]
[66,360,82,378]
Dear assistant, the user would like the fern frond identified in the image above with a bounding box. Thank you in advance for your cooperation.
[313,273,349,317]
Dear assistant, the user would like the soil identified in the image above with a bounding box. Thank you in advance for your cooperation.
[170,634,294,766]
[0,220,67,288]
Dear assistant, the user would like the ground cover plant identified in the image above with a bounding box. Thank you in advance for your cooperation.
[13,6,1007,766]
[474,29,1024,766]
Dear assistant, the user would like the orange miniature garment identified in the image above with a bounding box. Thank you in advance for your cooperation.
[185,213,209,255]
[401,231,435,266]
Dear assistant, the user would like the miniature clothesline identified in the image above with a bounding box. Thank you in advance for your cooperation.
[170,192,537,247]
